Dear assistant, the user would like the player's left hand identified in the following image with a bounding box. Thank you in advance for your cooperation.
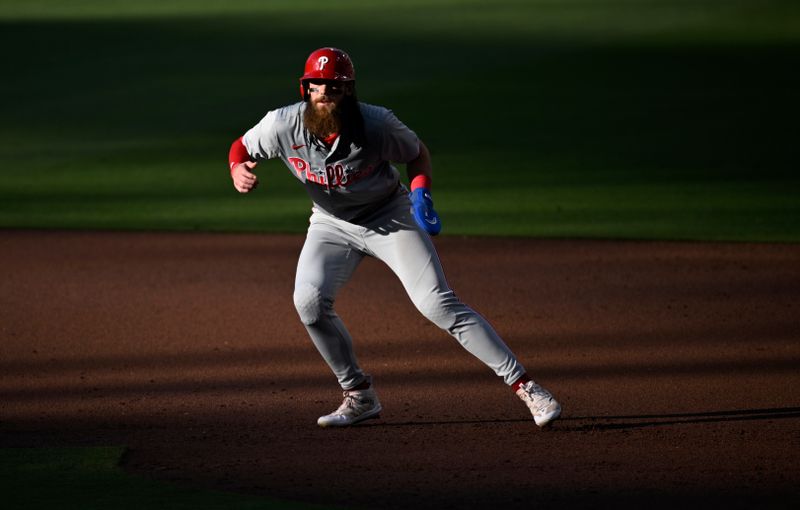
[409,188,441,236]
[231,161,259,193]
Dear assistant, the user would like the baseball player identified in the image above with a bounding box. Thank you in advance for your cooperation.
[228,47,561,428]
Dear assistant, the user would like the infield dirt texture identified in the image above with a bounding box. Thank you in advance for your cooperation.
[2,231,799,509]
[2,0,800,508]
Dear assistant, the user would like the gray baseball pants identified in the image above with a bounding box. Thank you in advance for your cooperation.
[293,193,526,390]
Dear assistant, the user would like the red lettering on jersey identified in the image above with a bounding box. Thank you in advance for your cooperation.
[325,164,346,187]
[289,157,333,185]
[288,157,309,178]
[346,165,375,186]
[335,164,345,186]
[290,160,378,189]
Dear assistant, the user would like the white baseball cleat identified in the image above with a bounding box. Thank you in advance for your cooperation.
[516,380,562,427]
[317,386,383,428]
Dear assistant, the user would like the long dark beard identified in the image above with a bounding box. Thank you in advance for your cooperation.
[303,95,365,144]
[303,100,340,139]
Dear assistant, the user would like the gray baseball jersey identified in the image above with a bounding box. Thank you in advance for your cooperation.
[242,101,420,222]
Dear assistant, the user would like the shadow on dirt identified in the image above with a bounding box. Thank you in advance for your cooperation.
[567,406,800,431]
[363,406,800,431]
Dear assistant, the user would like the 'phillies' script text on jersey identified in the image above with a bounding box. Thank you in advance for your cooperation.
[288,157,376,189]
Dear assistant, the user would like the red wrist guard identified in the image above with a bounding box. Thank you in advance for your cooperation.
[229,136,251,174]
[410,174,431,191]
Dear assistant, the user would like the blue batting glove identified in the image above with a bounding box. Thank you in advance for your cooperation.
[409,188,442,236]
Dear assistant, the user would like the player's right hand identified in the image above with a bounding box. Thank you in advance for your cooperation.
[232,161,259,193]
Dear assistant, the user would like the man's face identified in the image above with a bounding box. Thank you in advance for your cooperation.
[308,80,348,112]
[303,79,356,138]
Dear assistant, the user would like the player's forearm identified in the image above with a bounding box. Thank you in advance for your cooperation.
[229,136,259,193]
[228,136,252,174]
[407,141,432,190]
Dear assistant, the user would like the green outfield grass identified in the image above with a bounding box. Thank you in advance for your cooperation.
[0,0,798,240]
[1,447,336,510]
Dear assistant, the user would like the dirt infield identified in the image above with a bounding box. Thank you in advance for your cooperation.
[2,231,799,509]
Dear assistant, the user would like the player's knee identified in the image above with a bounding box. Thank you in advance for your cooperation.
[294,283,325,325]
[415,291,458,330]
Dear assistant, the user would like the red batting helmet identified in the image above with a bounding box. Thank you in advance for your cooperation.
[299,47,355,100]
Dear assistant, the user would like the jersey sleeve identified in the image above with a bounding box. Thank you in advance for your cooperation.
[380,110,420,163]
[242,110,282,160]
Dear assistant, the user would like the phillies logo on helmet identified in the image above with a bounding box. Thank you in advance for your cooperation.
[299,47,356,99]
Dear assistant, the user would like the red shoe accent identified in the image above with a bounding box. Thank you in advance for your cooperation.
[351,379,371,391]
[511,374,532,392]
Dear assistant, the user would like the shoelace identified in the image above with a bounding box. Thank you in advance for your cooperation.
[336,391,366,414]
[520,383,552,409]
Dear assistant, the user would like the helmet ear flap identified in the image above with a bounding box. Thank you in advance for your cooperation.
[299,80,307,100]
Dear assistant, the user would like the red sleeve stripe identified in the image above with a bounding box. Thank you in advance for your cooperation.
[229,136,251,173]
